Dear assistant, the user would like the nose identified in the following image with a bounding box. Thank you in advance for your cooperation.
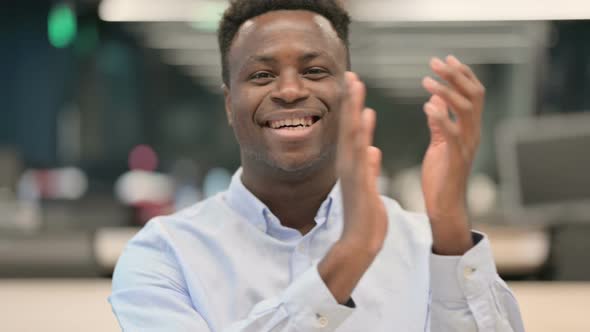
[270,70,310,105]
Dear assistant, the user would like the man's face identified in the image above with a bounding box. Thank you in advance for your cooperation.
[224,10,348,173]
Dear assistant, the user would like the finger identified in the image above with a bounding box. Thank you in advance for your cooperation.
[339,72,360,140]
[422,76,474,135]
[338,72,368,177]
[429,95,449,118]
[429,94,457,124]
[446,55,486,95]
[359,109,379,194]
[446,55,476,81]
[444,56,484,144]
[430,57,482,103]
[423,101,458,145]
[367,146,382,190]
[361,108,377,148]
[341,72,366,140]
[349,80,368,164]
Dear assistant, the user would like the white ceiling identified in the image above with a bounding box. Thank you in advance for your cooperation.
[101,0,556,97]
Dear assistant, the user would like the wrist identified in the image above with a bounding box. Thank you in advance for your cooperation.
[318,240,377,304]
[430,218,473,256]
[339,232,385,258]
[427,203,467,223]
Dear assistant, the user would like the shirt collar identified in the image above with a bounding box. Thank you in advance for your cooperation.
[224,168,342,235]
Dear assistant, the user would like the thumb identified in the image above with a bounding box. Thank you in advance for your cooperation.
[423,95,457,145]
[367,146,382,189]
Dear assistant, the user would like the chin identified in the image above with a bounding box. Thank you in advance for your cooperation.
[268,149,335,175]
[242,145,336,176]
[275,160,318,173]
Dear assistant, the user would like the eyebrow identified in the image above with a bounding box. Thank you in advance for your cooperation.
[245,51,329,66]
[299,51,323,63]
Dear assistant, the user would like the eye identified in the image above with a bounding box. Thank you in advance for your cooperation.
[303,67,329,80]
[249,71,275,84]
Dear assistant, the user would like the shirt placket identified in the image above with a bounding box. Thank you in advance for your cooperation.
[291,237,313,280]
[290,213,330,282]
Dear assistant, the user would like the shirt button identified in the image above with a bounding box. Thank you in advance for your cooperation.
[297,244,306,253]
[463,266,476,278]
[316,314,329,327]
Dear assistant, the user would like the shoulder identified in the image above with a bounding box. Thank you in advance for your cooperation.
[134,193,232,243]
[112,195,228,287]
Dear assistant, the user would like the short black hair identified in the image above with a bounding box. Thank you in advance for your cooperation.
[218,0,351,86]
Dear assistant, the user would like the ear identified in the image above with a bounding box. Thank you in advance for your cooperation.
[222,83,233,126]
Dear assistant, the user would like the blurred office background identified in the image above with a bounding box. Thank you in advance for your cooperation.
[1,0,590,330]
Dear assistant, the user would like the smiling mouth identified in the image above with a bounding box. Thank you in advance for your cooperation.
[266,116,321,130]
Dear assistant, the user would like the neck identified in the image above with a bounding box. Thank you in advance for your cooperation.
[241,158,337,235]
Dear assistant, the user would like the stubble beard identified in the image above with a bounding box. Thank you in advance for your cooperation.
[241,144,337,180]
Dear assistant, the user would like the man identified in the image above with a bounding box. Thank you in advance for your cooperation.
[110,1,525,331]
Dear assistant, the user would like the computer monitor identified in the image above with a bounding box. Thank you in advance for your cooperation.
[496,112,590,223]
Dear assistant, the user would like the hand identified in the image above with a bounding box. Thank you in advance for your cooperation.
[336,72,388,255]
[420,55,485,255]
[318,72,387,304]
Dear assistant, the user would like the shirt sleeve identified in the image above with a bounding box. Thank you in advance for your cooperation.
[428,231,526,332]
[109,220,354,332]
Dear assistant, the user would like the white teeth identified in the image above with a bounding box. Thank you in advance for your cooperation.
[292,118,305,126]
[269,116,316,129]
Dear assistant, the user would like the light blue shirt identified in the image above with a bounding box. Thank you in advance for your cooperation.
[110,169,524,331]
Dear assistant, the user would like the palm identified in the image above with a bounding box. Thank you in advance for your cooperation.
[419,57,486,222]
[421,139,468,220]
[337,72,389,254]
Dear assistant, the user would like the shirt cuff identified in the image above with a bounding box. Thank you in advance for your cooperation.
[430,231,498,301]
[282,263,354,331]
